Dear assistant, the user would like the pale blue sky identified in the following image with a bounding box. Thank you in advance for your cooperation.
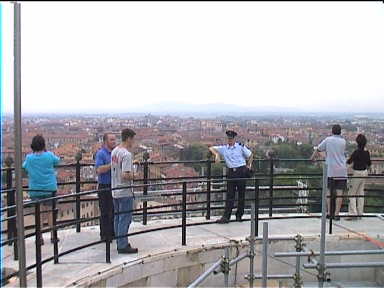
[2,1,384,114]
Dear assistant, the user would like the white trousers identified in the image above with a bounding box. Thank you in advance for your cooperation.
[348,170,368,216]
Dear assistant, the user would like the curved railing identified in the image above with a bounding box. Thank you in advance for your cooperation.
[1,158,384,286]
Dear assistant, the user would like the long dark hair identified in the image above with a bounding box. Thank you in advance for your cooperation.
[356,134,367,151]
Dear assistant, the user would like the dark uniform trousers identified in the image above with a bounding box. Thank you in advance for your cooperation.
[223,166,247,219]
[98,184,115,238]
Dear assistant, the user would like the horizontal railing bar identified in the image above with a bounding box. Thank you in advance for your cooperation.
[248,274,294,279]
[303,262,384,269]
[274,249,384,258]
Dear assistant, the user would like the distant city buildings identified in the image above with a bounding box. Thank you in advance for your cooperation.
[2,113,384,231]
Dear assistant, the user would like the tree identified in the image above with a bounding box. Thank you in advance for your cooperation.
[180,143,209,173]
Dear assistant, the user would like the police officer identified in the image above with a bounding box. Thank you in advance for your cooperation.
[209,130,253,224]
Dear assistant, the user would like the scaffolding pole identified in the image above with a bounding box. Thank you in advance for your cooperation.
[248,203,256,288]
[188,259,222,288]
[261,222,269,288]
[318,163,327,288]
[13,1,27,287]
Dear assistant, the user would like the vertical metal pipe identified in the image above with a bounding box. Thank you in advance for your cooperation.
[206,160,211,220]
[35,202,42,288]
[75,160,81,232]
[295,255,301,288]
[269,158,274,217]
[182,182,187,246]
[224,247,229,287]
[13,2,27,286]
[254,178,259,237]
[329,178,335,235]
[142,158,149,225]
[52,199,59,264]
[249,203,256,288]
[318,163,327,288]
[262,222,269,288]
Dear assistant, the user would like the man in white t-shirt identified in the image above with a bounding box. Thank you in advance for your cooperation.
[111,128,138,254]
[311,124,347,220]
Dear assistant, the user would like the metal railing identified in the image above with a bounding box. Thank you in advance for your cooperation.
[1,158,384,287]
[186,163,384,288]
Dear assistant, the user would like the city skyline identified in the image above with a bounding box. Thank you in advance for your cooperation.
[1,2,384,114]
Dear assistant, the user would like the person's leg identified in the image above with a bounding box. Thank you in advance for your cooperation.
[357,175,366,217]
[326,178,332,216]
[38,202,50,245]
[335,189,343,216]
[125,197,133,245]
[106,187,115,238]
[98,185,108,239]
[348,177,359,216]
[116,197,131,250]
[47,203,54,238]
[113,198,120,247]
[236,178,246,219]
[98,184,114,240]
[224,177,236,219]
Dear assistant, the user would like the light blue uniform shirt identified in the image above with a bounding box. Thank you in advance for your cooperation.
[213,143,252,168]
[317,135,347,178]
[22,151,60,199]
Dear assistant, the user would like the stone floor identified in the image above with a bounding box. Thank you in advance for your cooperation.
[2,213,384,287]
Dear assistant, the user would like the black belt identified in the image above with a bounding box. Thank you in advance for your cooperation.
[228,166,246,172]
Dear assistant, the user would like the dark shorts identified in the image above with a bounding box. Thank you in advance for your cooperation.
[328,178,347,190]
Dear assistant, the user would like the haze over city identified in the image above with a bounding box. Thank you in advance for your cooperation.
[1,1,384,114]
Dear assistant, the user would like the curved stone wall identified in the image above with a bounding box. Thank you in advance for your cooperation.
[72,235,384,288]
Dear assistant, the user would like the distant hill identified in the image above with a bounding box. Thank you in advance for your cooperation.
[132,102,305,116]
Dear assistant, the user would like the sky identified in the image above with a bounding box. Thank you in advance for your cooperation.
[1,1,384,114]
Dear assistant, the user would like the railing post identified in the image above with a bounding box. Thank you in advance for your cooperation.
[329,178,335,235]
[254,178,259,237]
[182,182,187,246]
[269,158,274,217]
[75,157,81,233]
[206,160,212,220]
[52,199,59,264]
[142,155,149,225]
[35,202,43,288]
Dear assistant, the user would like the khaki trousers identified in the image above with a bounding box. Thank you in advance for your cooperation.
[348,170,368,216]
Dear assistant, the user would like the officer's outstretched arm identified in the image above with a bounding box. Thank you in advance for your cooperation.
[246,153,253,169]
[209,147,221,163]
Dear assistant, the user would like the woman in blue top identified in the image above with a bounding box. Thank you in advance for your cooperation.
[23,135,61,244]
